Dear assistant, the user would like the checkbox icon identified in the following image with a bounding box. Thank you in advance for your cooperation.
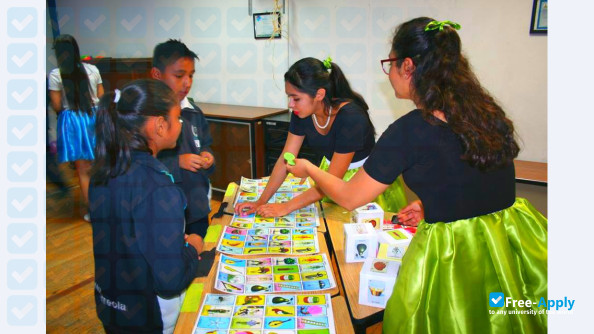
[7,188,37,218]
[155,7,184,37]
[191,7,221,38]
[8,116,37,146]
[7,80,37,110]
[227,7,252,38]
[8,44,37,74]
[116,7,146,38]
[8,224,37,254]
[8,152,37,182]
[489,292,505,307]
[79,7,109,37]
[8,7,37,38]
[7,295,37,325]
[8,260,37,290]
[336,7,366,38]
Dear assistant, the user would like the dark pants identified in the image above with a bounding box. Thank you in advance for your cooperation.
[185,216,209,238]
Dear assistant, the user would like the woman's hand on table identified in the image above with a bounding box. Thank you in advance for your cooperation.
[397,200,424,226]
[234,200,263,216]
[256,203,292,217]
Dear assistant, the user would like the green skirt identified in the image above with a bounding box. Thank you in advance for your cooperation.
[319,156,408,212]
[383,198,547,334]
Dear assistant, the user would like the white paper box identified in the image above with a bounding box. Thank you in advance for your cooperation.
[376,228,414,260]
[344,223,377,262]
[351,202,384,229]
[359,257,400,308]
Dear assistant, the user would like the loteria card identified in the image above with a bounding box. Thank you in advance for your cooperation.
[193,293,336,334]
[215,254,337,294]
[233,177,320,229]
[217,226,320,255]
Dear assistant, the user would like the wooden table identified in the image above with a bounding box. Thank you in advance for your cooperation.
[321,202,387,333]
[332,296,355,334]
[174,184,339,333]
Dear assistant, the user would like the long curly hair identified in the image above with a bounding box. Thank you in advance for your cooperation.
[391,17,519,170]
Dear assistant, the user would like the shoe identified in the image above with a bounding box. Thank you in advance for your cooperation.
[83,213,91,222]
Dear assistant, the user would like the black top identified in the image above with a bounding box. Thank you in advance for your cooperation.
[289,102,374,163]
[158,100,215,223]
[89,151,199,333]
[363,110,515,223]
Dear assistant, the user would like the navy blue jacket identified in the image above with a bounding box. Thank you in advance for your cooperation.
[158,99,215,224]
[90,151,199,333]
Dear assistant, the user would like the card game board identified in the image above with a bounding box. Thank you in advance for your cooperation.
[193,293,337,334]
[232,177,320,229]
[215,254,337,294]
[217,226,320,255]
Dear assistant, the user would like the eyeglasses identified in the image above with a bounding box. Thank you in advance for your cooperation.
[380,57,399,75]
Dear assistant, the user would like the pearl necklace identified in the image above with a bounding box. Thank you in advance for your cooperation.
[312,107,332,129]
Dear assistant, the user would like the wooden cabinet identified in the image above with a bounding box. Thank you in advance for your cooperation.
[88,57,152,91]
[263,113,322,175]
[199,103,286,192]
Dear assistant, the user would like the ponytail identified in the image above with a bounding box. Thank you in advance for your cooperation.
[285,57,375,135]
[92,79,177,184]
[327,61,369,112]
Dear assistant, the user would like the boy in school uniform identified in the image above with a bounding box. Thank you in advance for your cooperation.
[151,39,215,237]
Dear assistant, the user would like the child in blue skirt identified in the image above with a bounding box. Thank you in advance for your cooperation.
[89,79,203,333]
[49,34,104,221]
[286,17,547,334]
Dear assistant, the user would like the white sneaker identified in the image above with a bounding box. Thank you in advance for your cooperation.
[83,213,91,222]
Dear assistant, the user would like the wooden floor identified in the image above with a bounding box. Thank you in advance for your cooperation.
[46,164,382,333]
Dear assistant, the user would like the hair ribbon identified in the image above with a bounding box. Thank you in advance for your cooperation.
[113,89,121,103]
[322,56,332,71]
[424,20,461,32]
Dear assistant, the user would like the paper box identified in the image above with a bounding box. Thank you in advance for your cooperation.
[359,257,400,308]
[376,227,415,261]
[351,202,384,229]
[344,223,377,263]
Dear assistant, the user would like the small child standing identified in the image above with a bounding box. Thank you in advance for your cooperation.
[89,79,204,333]
[151,39,215,238]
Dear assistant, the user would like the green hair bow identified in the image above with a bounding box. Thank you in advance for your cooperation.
[424,20,461,32]
[322,56,332,70]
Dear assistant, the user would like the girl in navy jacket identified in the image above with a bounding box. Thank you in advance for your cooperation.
[89,79,203,333]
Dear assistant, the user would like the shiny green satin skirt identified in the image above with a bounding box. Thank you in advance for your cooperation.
[319,157,408,212]
[383,198,547,334]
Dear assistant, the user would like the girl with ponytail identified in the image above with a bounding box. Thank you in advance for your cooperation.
[286,17,547,333]
[235,57,407,217]
[89,79,203,334]
[49,34,104,221]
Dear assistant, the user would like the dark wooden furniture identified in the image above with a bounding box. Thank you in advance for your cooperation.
[199,103,287,191]
[263,113,322,175]
[88,57,152,91]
